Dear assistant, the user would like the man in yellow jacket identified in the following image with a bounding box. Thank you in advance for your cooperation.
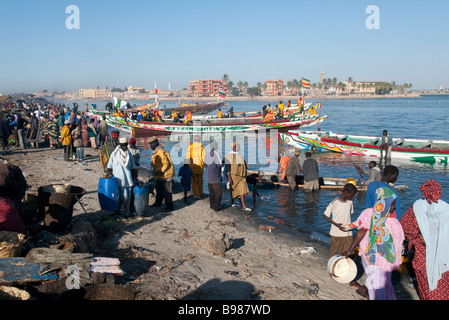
[149,137,175,210]
[60,120,73,161]
[185,110,192,124]
[278,101,284,119]
[186,135,205,199]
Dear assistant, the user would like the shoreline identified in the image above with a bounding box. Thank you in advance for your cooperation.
[157,93,420,102]
[2,145,419,300]
[52,93,421,104]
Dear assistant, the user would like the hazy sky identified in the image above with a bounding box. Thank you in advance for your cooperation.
[1,0,448,93]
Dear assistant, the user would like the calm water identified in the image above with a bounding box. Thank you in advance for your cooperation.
[61,96,449,244]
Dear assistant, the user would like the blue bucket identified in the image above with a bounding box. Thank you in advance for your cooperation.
[98,177,121,211]
[133,185,150,216]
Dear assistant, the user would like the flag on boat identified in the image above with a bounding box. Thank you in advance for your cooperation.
[218,85,226,98]
[113,97,128,109]
[302,78,311,88]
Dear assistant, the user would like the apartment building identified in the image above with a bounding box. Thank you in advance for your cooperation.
[78,88,112,99]
[189,80,228,97]
[263,79,286,96]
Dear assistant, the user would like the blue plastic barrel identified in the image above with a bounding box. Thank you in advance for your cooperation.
[133,185,150,216]
[98,177,121,211]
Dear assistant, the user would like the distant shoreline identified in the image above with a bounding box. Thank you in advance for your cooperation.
[154,93,421,102]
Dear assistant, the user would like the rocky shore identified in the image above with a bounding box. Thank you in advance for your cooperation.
[2,145,420,301]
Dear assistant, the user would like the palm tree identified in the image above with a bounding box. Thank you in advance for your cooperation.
[237,81,244,96]
[256,82,262,96]
[222,74,230,84]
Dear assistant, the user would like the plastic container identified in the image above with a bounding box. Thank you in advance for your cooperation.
[98,177,121,211]
[133,185,150,216]
[346,178,357,186]
[327,255,358,284]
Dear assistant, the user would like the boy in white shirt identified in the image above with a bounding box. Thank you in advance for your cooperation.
[323,183,357,258]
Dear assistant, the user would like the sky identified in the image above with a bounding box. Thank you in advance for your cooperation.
[0,0,448,94]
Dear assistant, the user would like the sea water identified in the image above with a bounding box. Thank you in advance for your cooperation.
[61,96,449,244]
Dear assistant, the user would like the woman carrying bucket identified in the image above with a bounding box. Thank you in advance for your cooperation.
[343,187,405,300]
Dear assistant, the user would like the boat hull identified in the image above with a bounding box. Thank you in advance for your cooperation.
[247,170,407,192]
[278,132,326,152]
[288,130,449,164]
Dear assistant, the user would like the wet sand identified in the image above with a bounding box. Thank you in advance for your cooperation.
[3,145,419,300]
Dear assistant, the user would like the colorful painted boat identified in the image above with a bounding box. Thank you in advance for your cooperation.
[278,132,326,152]
[130,115,328,136]
[287,130,449,165]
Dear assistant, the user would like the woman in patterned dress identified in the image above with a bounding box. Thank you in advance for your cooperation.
[400,180,449,300]
[343,187,405,300]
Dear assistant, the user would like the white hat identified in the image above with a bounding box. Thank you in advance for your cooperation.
[119,137,128,144]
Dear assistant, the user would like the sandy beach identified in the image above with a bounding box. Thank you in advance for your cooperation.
[2,145,420,301]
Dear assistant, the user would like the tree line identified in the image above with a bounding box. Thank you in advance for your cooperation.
[220,74,413,96]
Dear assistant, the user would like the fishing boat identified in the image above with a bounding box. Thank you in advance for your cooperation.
[170,101,226,115]
[247,170,408,192]
[278,132,326,152]
[131,115,328,137]
[287,130,449,165]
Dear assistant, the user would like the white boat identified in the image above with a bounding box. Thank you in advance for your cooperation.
[288,130,449,165]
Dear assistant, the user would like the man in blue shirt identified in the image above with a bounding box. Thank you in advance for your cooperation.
[365,165,402,219]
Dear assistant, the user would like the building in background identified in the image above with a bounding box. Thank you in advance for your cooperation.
[189,80,228,97]
[78,88,112,100]
[263,79,286,96]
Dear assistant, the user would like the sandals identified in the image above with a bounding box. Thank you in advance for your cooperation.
[243,207,252,212]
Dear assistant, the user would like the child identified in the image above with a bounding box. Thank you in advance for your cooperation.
[178,159,193,202]
[323,183,357,258]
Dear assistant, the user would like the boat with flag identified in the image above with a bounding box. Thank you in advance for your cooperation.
[287,130,449,165]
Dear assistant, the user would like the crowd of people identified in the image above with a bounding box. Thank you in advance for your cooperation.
[1,99,448,301]
[0,102,109,160]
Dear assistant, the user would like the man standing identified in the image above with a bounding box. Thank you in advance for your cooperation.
[285,149,302,191]
[224,142,251,212]
[187,135,205,199]
[204,141,222,212]
[0,114,11,152]
[303,151,319,191]
[380,130,393,161]
[107,137,138,218]
[60,120,73,162]
[149,137,175,211]
[99,115,109,147]
[16,114,28,149]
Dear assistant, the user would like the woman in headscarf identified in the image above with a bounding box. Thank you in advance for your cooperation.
[400,180,449,300]
[81,118,90,148]
[343,187,405,300]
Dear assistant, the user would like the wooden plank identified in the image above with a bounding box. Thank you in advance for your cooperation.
[0,258,60,284]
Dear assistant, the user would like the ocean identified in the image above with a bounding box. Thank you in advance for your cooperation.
[60,96,449,244]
